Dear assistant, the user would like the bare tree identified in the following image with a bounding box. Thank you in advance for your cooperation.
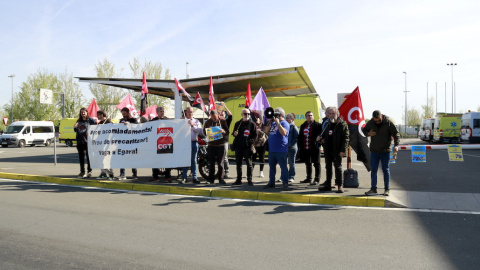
[421,96,436,118]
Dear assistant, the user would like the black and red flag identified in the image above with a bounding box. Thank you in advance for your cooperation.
[140,72,148,116]
[192,92,208,114]
[174,78,194,102]
[338,87,371,171]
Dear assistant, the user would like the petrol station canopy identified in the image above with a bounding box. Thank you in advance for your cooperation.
[76,66,323,104]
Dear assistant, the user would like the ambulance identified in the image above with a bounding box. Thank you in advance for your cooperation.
[460,111,480,143]
[432,113,462,144]
[419,117,435,142]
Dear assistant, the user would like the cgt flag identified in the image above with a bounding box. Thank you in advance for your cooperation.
[87,98,99,119]
[140,72,148,116]
[208,76,215,111]
[174,78,194,102]
[338,86,371,171]
[192,92,207,114]
[116,93,139,118]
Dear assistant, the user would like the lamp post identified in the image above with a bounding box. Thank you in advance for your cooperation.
[403,71,408,134]
[8,74,15,124]
[447,63,457,113]
[186,62,189,79]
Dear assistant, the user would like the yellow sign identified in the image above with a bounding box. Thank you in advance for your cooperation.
[447,144,464,161]
[206,126,223,141]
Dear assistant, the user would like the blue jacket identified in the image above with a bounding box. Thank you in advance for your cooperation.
[288,123,299,149]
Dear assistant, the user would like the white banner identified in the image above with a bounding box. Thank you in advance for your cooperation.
[87,120,191,169]
[40,88,53,104]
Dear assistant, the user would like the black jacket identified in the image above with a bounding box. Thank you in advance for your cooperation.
[74,118,97,145]
[362,114,400,153]
[232,119,257,149]
[321,118,350,155]
[298,120,322,150]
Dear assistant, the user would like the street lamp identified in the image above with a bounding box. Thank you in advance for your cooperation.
[403,71,409,134]
[8,74,15,124]
[186,62,189,79]
[447,63,457,113]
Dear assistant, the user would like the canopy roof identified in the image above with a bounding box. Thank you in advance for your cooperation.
[76,66,320,101]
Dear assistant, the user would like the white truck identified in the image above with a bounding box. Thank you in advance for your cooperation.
[1,121,55,148]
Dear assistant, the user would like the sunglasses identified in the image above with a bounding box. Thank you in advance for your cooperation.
[243,113,250,115]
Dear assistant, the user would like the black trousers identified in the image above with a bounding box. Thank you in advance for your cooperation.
[76,144,91,173]
[152,168,172,179]
[324,152,343,186]
[302,148,320,181]
[235,147,253,181]
[207,145,226,182]
[252,145,266,171]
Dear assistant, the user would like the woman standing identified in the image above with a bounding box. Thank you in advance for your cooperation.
[74,108,97,178]
[252,116,267,178]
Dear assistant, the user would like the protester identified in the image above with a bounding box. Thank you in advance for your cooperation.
[150,106,173,183]
[182,106,204,184]
[203,110,229,184]
[96,110,114,180]
[363,110,400,196]
[118,107,138,180]
[252,116,267,177]
[263,107,291,191]
[231,108,257,186]
[285,113,299,183]
[74,107,97,178]
[297,111,322,185]
[219,106,233,179]
[318,107,349,193]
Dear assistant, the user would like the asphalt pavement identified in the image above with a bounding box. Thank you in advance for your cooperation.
[1,138,480,211]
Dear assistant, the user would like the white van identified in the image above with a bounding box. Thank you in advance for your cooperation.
[460,111,480,143]
[419,118,435,142]
[1,121,55,148]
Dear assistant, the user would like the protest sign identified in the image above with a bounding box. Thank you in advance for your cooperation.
[205,126,223,141]
[447,144,464,161]
[411,145,426,162]
[87,120,191,169]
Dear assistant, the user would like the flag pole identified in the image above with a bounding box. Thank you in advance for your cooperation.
[347,145,352,169]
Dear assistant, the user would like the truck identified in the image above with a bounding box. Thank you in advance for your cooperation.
[460,111,480,143]
[58,118,77,147]
[432,113,462,144]
[1,121,55,148]
[418,117,435,142]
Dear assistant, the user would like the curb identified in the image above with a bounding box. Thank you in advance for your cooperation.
[0,172,386,208]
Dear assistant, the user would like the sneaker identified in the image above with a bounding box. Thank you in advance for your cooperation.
[383,189,390,196]
[288,178,295,183]
[232,180,242,185]
[300,179,311,184]
[97,173,107,179]
[248,180,254,186]
[336,186,344,193]
[263,183,275,189]
[282,185,293,191]
[365,188,378,196]
[259,171,264,178]
[192,179,200,184]
[86,172,92,178]
[276,179,282,182]
[224,174,233,179]
[318,185,332,192]
[179,179,187,184]
[117,175,127,181]
[219,180,227,185]
[108,174,115,178]
[78,172,86,178]
[310,181,319,186]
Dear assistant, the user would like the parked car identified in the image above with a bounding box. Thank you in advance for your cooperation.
[1,121,55,148]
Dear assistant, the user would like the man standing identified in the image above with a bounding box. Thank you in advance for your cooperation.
[219,106,233,179]
[182,106,204,184]
[203,110,229,184]
[150,106,173,183]
[285,113,299,183]
[118,107,138,180]
[232,108,257,186]
[363,110,400,196]
[318,107,349,193]
[263,107,291,191]
[297,111,322,185]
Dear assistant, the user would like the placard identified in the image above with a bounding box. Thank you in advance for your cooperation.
[412,145,426,162]
[447,144,464,161]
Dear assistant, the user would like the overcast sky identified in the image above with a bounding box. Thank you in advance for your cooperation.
[1,0,479,123]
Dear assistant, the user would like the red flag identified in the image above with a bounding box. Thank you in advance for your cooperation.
[87,98,99,119]
[208,76,215,111]
[338,87,370,171]
[116,94,138,118]
[140,72,148,116]
[145,105,157,119]
[192,92,207,113]
[245,81,252,108]
[174,78,193,101]
[3,117,8,126]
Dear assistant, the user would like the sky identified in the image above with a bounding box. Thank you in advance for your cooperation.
[1,0,480,123]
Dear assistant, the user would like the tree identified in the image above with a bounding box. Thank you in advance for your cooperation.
[128,57,171,108]
[57,69,86,118]
[421,96,436,118]
[89,58,126,118]
[477,105,480,112]
[401,106,422,126]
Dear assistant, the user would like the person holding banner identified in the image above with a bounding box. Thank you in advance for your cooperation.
[203,110,229,185]
[363,110,400,196]
[182,106,204,184]
[252,116,267,178]
[150,106,173,183]
[96,110,114,180]
[298,111,322,185]
[118,107,139,180]
[318,106,349,193]
[231,108,257,186]
[74,108,97,178]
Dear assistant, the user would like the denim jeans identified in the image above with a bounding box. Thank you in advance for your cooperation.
[182,141,198,179]
[287,147,297,180]
[268,151,289,185]
[370,152,391,189]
